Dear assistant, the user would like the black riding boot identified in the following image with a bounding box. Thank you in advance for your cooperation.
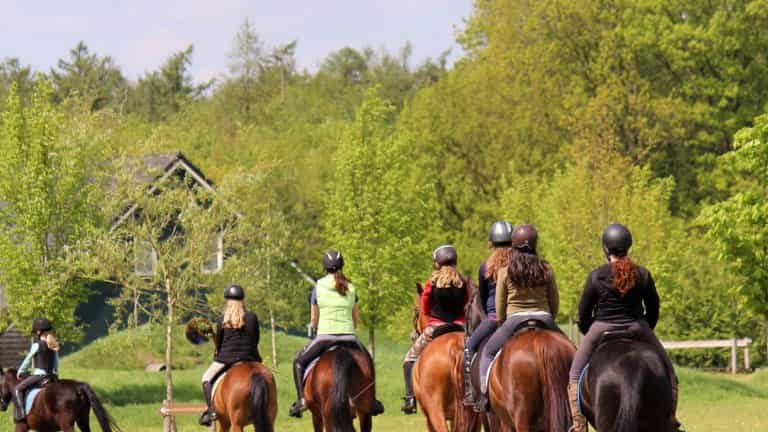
[199,381,217,426]
[401,361,417,414]
[289,360,305,418]
[12,388,25,423]
[462,346,475,406]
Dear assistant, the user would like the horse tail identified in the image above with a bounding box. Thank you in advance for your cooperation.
[250,372,272,432]
[77,383,122,432]
[330,349,358,432]
[615,359,644,432]
[534,332,574,432]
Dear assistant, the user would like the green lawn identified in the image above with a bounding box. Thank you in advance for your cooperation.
[1,326,766,431]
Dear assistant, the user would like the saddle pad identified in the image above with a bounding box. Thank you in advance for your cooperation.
[483,351,502,389]
[25,388,42,414]
[577,364,590,414]
[211,370,229,401]
[303,346,342,384]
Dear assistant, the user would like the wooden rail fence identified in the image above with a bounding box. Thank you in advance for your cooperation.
[159,400,216,431]
[662,338,753,374]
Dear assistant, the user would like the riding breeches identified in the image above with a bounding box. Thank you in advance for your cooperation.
[15,374,46,399]
[568,319,673,383]
[479,312,557,393]
[403,325,437,363]
[201,361,226,383]
[466,317,498,353]
[294,334,363,369]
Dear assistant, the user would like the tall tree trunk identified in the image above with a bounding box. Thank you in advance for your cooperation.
[133,287,139,328]
[368,327,376,361]
[270,307,277,368]
[163,278,177,432]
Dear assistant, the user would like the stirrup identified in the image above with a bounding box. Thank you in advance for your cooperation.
[473,393,489,413]
[198,409,216,426]
[401,396,416,414]
[289,400,305,418]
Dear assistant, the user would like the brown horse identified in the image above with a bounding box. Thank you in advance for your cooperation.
[0,367,121,432]
[186,319,277,432]
[212,362,277,432]
[486,327,575,432]
[304,346,377,432]
[412,283,479,432]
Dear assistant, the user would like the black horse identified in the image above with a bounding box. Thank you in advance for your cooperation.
[579,335,675,432]
[0,367,121,432]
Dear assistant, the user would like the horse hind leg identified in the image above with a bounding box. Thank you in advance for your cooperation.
[76,415,91,432]
[359,413,372,432]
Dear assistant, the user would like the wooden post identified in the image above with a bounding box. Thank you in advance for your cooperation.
[744,345,751,371]
[731,338,738,374]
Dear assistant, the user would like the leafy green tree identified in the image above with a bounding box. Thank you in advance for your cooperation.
[50,41,126,111]
[324,87,437,357]
[699,113,768,359]
[0,58,34,109]
[0,80,102,340]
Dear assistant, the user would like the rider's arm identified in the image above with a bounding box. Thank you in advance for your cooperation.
[17,343,39,377]
[642,271,660,330]
[547,270,560,318]
[310,304,319,330]
[420,281,433,318]
[477,264,489,313]
[352,303,360,329]
[214,319,224,356]
[577,273,598,334]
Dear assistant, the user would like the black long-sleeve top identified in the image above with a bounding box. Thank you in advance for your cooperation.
[577,263,660,334]
[214,311,262,365]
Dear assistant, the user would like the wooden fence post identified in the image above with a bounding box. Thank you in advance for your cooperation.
[731,338,738,374]
[744,345,751,371]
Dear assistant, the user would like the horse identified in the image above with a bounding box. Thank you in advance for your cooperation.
[212,362,277,432]
[185,318,277,432]
[0,367,121,432]
[303,345,377,432]
[578,333,675,432]
[412,282,479,432]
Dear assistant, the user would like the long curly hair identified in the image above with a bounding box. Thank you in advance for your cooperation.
[507,250,554,288]
[430,266,465,289]
[611,255,638,296]
[485,246,513,280]
[222,299,246,329]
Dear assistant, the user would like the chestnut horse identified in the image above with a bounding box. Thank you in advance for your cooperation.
[0,367,121,432]
[213,362,277,432]
[412,283,479,432]
[579,334,674,432]
[486,325,575,432]
[304,346,377,432]
[186,319,277,432]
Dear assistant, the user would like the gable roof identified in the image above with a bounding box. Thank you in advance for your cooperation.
[109,152,215,232]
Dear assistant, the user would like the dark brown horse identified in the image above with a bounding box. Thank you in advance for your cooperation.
[186,318,277,432]
[579,335,674,432]
[412,283,479,432]
[304,346,377,432]
[212,362,277,432]
[0,367,121,432]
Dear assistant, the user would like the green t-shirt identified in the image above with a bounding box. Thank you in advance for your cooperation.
[315,274,357,335]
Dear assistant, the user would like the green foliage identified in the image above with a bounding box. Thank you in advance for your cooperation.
[324,87,438,343]
[50,41,126,111]
[0,58,34,110]
[0,80,102,340]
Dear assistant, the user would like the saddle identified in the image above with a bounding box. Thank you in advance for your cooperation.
[433,323,464,338]
[18,375,56,414]
[510,318,556,336]
[596,327,636,349]
[303,341,367,384]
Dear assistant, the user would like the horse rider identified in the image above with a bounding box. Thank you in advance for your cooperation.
[567,223,684,432]
[462,221,513,406]
[199,284,263,426]
[476,224,561,412]
[289,250,384,418]
[13,317,60,423]
[402,245,470,414]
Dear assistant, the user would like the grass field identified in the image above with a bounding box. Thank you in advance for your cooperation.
[1,325,766,431]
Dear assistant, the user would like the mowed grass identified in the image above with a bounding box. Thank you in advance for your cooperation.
[0,325,766,431]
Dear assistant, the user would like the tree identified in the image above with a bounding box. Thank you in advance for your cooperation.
[80,162,245,432]
[0,58,34,109]
[0,80,101,340]
[324,87,437,358]
[699,112,768,360]
[50,41,126,111]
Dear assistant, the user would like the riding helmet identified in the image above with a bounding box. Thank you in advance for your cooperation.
[323,250,344,272]
[432,245,458,266]
[488,221,513,246]
[511,224,538,253]
[602,223,632,257]
[31,317,53,334]
[223,284,245,300]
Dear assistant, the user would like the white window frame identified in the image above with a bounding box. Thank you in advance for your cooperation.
[202,234,224,274]
[134,239,158,277]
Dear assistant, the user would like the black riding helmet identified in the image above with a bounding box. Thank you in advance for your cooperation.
[323,250,344,272]
[511,224,538,253]
[433,245,458,266]
[602,223,632,258]
[31,317,53,334]
[224,284,245,300]
[488,221,513,246]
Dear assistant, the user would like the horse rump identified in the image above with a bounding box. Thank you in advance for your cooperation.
[330,348,360,432]
[531,331,575,432]
[77,382,122,432]
[250,372,272,432]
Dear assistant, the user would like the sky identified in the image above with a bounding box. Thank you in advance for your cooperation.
[1,1,473,83]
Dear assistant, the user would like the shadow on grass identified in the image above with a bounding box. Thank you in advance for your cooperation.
[92,382,201,406]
